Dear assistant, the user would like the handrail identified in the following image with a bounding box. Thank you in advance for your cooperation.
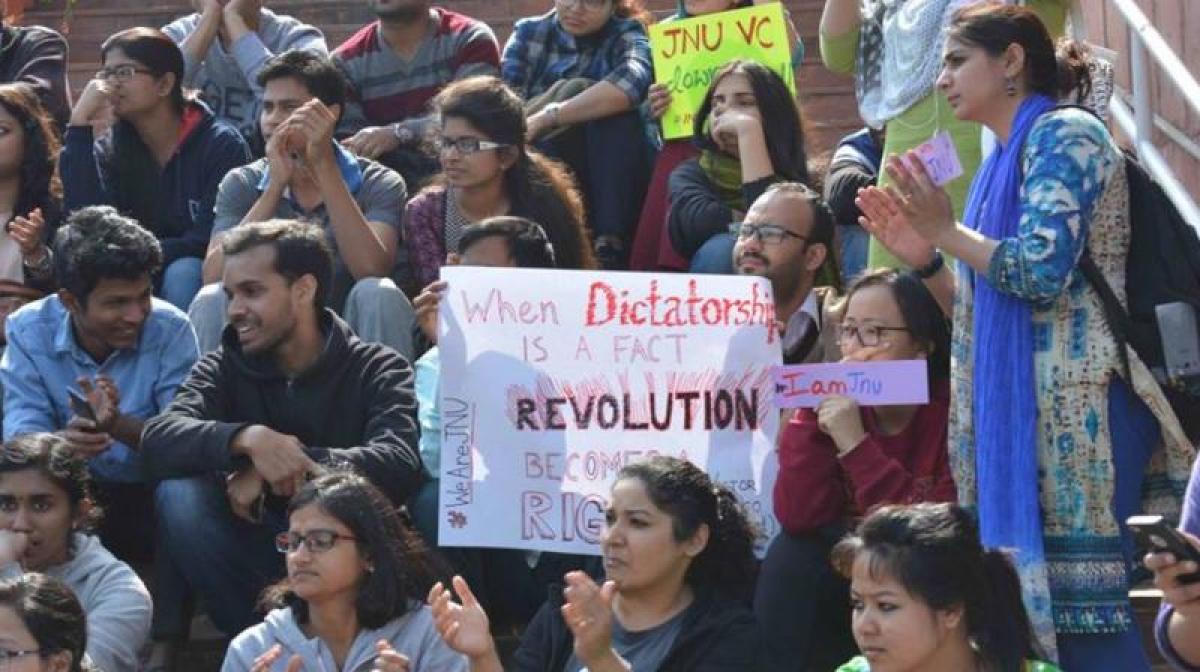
[1103,0,1200,235]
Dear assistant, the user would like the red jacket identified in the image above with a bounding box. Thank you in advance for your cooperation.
[773,380,956,535]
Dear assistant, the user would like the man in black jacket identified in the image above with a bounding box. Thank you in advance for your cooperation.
[0,4,70,127]
[142,219,421,637]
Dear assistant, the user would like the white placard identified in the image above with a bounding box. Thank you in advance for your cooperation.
[436,267,782,555]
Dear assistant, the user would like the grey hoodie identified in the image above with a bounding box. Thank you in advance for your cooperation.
[222,604,468,672]
[161,9,327,141]
[2,534,152,672]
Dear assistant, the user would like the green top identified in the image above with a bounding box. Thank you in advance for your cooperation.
[835,655,1063,672]
[818,0,1069,268]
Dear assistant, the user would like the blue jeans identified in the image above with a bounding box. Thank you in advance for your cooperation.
[155,475,286,636]
[689,234,736,274]
[838,224,870,286]
[160,257,203,311]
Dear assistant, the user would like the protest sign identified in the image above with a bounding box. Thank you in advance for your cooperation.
[437,267,782,555]
[772,360,930,408]
[650,3,795,140]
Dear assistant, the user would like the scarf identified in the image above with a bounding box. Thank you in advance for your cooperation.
[698,150,746,211]
[965,93,1058,646]
[855,0,965,128]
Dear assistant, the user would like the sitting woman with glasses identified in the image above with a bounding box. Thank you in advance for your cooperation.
[502,0,654,269]
[404,76,594,292]
[60,27,251,310]
[0,572,97,672]
[667,59,812,274]
[0,434,151,672]
[222,471,466,672]
[755,268,954,671]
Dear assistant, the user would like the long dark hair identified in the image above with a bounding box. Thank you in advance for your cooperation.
[262,471,445,629]
[0,573,94,672]
[100,27,190,239]
[0,83,61,229]
[433,76,596,270]
[948,3,1092,101]
[693,59,810,184]
[832,503,1043,672]
[840,268,951,380]
[616,456,759,601]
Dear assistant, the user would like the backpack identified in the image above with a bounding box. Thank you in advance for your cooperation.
[1077,147,1200,440]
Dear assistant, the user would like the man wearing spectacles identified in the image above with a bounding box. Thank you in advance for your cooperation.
[732,182,841,364]
[162,0,327,146]
[335,0,499,189]
[143,218,422,639]
[193,50,415,360]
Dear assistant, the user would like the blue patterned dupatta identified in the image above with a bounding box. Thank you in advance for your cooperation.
[963,93,1058,652]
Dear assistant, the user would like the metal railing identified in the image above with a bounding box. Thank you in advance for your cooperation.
[1100,0,1200,234]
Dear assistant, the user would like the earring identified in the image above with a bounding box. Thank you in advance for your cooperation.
[1005,77,1017,97]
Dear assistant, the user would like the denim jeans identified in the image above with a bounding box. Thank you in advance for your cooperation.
[155,474,286,636]
[159,257,203,312]
[688,233,736,274]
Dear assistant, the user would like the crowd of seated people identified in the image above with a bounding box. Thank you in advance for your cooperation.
[0,1,1192,671]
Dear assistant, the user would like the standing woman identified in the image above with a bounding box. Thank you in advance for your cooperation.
[665,59,812,274]
[60,27,251,310]
[404,76,595,291]
[501,0,655,269]
[0,83,63,340]
[857,5,1194,669]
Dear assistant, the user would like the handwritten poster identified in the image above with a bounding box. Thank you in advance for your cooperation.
[772,360,930,408]
[437,268,782,555]
[650,3,796,140]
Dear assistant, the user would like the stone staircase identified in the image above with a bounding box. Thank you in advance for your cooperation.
[18,0,862,157]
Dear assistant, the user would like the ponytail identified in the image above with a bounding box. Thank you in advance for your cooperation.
[970,550,1041,672]
[1054,38,1094,102]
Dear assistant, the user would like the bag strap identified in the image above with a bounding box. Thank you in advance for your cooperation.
[1079,248,1133,382]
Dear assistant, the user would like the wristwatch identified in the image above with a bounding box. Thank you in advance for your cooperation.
[391,122,415,146]
[544,102,564,129]
[914,251,945,279]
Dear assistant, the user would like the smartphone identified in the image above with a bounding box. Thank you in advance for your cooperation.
[1127,515,1200,584]
[67,389,96,423]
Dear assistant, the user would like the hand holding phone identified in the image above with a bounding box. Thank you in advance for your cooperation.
[1129,515,1200,584]
[67,389,97,424]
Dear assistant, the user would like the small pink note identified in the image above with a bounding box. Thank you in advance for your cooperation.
[913,131,964,187]
[772,360,930,408]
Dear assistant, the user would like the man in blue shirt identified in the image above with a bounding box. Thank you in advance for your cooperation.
[0,205,200,562]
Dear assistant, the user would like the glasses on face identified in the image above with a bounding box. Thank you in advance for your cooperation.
[275,529,357,554]
[730,222,807,246]
[436,136,509,155]
[555,0,610,10]
[95,65,154,82]
[0,649,41,666]
[837,322,911,348]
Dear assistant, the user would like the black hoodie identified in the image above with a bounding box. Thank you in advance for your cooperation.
[142,310,423,505]
[512,587,764,671]
[0,24,70,127]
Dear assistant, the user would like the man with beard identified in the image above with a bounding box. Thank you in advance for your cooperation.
[335,0,499,188]
[142,219,422,638]
[193,50,414,359]
[732,181,841,364]
[163,0,327,147]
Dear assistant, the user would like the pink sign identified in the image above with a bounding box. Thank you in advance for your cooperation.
[772,360,929,408]
[912,130,964,186]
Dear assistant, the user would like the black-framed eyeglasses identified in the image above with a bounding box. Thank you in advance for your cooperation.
[0,649,41,665]
[729,222,807,246]
[437,136,509,155]
[555,0,610,10]
[96,65,154,82]
[275,530,357,554]
[837,323,911,348]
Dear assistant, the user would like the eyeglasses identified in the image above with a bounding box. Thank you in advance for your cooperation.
[275,530,357,554]
[437,136,509,155]
[837,323,911,348]
[555,0,610,10]
[0,649,41,665]
[95,65,154,82]
[730,222,807,246]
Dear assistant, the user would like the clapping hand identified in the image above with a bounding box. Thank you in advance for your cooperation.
[561,571,624,669]
[428,576,496,661]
